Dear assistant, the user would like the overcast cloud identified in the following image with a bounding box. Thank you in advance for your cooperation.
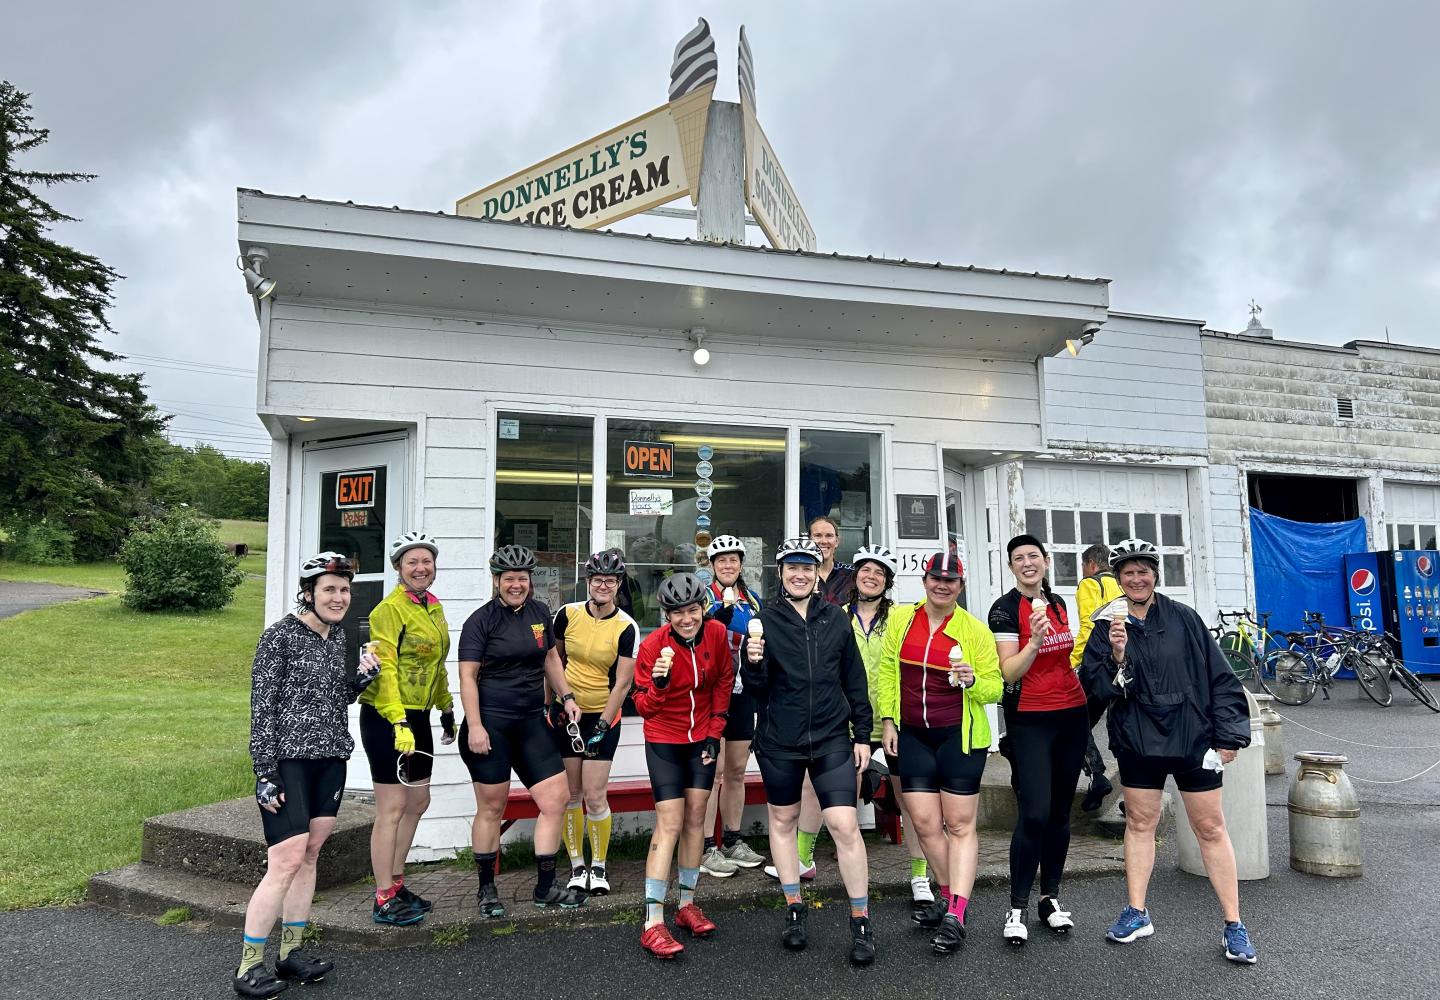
[5,1,1438,458]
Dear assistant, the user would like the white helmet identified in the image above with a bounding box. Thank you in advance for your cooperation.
[706,534,746,560]
[852,543,898,577]
[299,551,353,580]
[389,530,439,566]
[1109,538,1160,571]
[775,536,822,565]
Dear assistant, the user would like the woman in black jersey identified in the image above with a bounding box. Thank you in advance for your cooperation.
[458,545,585,916]
[988,534,1088,945]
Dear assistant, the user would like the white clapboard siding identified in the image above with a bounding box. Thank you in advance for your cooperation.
[1207,464,1250,611]
[1043,315,1208,455]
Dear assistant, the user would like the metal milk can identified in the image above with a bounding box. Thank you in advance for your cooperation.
[1254,693,1285,775]
[1288,751,1362,877]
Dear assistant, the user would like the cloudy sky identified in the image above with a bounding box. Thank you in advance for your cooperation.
[6,1,1438,459]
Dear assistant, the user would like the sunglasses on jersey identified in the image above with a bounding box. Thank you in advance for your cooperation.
[565,721,585,755]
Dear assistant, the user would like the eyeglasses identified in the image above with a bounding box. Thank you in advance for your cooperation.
[589,578,619,589]
[565,721,585,755]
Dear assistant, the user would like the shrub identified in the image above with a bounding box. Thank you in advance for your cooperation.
[118,510,244,611]
[0,516,75,565]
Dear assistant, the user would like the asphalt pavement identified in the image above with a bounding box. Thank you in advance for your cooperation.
[5,681,1437,1000]
[0,580,105,620]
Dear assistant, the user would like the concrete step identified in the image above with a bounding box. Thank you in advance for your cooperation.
[141,796,374,889]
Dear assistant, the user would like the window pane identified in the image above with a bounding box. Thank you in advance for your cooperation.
[1163,554,1187,587]
[1423,525,1439,550]
[494,413,593,611]
[1398,524,1416,550]
[800,429,883,564]
[1053,552,1078,586]
[1107,511,1130,543]
[1080,510,1104,544]
[319,467,387,576]
[1134,513,1158,544]
[1051,510,1077,545]
[1025,508,1048,541]
[1161,513,1184,546]
[611,420,785,627]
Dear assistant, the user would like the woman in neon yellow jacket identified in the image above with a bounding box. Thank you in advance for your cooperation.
[875,551,1002,955]
[359,531,452,926]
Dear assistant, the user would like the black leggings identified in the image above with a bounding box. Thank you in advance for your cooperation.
[757,750,856,809]
[1006,705,1089,908]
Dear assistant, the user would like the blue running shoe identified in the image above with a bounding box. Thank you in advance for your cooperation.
[1223,921,1256,963]
[1105,905,1153,943]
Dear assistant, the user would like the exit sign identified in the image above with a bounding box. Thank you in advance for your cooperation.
[336,469,377,509]
[624,440,674,479]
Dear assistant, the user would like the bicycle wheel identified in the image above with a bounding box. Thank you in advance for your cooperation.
[1263,650,1317,706]
[1391,662,1440,713]
[1221,640,1257,689]
[1352,652,1393,707]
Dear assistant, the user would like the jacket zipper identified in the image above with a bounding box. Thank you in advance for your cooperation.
[805,609,815,754]
[687,643,699,742]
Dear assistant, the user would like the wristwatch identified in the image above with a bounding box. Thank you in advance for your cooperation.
[561,692,576,704]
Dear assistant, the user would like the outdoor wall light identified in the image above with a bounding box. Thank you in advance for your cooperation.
[689,327,710,366]
[1066,323,1102,357]
[239,246,278,301]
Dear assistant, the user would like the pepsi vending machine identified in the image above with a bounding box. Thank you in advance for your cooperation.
[1345,550,1440,676]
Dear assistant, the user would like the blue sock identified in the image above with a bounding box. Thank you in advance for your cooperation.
[645,877,668,926]
[850,895,869,918]
[782,881,802,905]
[678,866,699,907]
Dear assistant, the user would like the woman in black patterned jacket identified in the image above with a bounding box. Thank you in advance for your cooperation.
[234,552,379,999]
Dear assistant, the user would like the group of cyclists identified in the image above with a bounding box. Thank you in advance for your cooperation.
[235,516,1257,996]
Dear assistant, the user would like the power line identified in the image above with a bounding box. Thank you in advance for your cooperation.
[154,398,257,412]
[124,353,253,374]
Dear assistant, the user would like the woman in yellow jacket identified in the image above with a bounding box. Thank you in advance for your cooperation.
[359,531,453,926]
[876,552,1003,955]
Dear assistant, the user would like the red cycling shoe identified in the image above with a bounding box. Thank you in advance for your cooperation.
[675,903,717,938]
[640,923,685,959]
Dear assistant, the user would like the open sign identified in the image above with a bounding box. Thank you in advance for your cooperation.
[336,469,377,509]
[624,441,673,479]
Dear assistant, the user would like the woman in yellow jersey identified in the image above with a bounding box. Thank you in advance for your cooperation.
[846,544,935,912]
[360,532,453,926]
[553,550,639,896]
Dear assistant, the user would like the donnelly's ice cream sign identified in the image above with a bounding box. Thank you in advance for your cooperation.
[456,19,718,229]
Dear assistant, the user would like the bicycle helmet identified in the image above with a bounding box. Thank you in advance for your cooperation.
[299,551,354,580]
[388,530,439,566]
[775,536,822,566]
[584,549,627,578]
[705,534,746,560]
[853,543,898,577]
[657,572,709,612]
[922,551,964,580]
[1109,538,1160,571]
[489,544,537,573]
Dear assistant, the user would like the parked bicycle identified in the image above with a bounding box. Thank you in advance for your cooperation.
[1211,609,1283,694]
[1348,616,1440,713]
[1260,611,1392,707]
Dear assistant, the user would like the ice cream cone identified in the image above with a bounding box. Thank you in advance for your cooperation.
[668,83,714,203]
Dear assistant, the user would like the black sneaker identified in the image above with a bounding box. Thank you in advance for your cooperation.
[849,915,876,965]
[373,894,425,926]
[233,965,288,998]
[782,902,808,951]
[911,898,947,929]
[477,882,506,919]
[1081,773,1113,813]
[932,913,965,954]
[396,885,434,913]
[275,949,333,983]
[533,884,585,909]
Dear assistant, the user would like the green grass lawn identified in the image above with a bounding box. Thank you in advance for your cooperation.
[216,519,268,552]
[0,569,267,910]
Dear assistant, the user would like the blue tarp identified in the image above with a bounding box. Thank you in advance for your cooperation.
[1250,508,1368,641]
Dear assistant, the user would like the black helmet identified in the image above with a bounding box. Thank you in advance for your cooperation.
[584,549,627,578]
[489,544,537,573]
[657,572,709,612]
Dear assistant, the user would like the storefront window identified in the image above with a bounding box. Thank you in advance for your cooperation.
[493,413,593,610]
[606,420,785,627]
[799,430,883,564]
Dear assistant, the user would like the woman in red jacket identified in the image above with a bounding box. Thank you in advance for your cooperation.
[632,573,735,959]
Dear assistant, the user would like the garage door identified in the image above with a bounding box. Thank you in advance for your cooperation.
[1387,482,1440,550]
[1019,463,1194,606]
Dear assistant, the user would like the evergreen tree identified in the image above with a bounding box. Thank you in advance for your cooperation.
[0,81,166,559]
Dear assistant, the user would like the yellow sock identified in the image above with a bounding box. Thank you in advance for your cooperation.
[238,934,266,976]
[586,808,613,866]
[563,802,585,866]
[279,921,306,959]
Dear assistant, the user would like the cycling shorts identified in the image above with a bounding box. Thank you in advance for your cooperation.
[723,688,756,742]
[757,750,856,810]
[645,741,717,802]
[457,712,565,788]
[259,757,346,847]
[550,710,623,762]
[1115,751,1222,793]
[359,704,435,785]
[868,741,900,774]
[898,726,988,795]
